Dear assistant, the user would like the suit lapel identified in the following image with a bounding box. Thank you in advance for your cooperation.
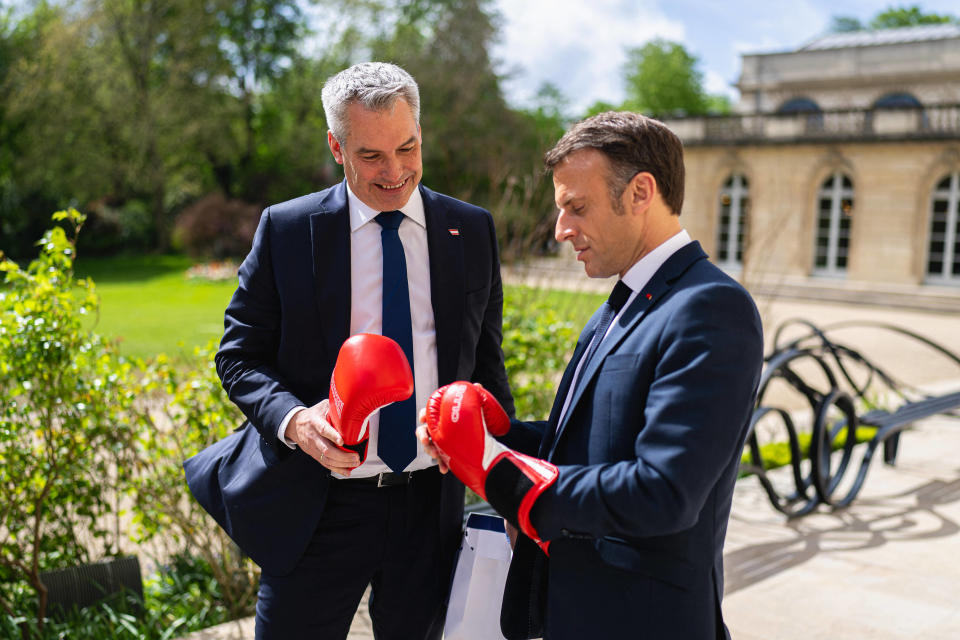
[422,185,464,386]
[310,181,352,363]
[548,242,708,459]
[537,320,595,456]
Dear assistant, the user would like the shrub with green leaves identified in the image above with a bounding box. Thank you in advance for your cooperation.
[502,290,579,420]
[0,552,235,639]
[0,209,147,628]
[0,211,257,632]
[129,343,257,622]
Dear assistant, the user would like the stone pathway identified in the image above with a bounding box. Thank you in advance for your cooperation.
[725,413,960,639]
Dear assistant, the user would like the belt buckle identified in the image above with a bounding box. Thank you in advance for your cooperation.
[376,471,412,487]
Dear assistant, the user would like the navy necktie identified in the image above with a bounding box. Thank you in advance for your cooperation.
[375,211,417,472]
[580,280,632,371]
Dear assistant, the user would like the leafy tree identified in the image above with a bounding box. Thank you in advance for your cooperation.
[322,0,561,256]
[583,100,620,118]
[0,213,258,629]
[1,0,565,256]
[870,5,955,28]
[93,0,232,251]
[830,6,956,33]
[212,0,313,200]
[2,1,230,253]
[527,82,571,130]
[1,0,317,254]
[621,39,731,117]
[0,2,74,260]
[830,16,864,32]
[706,93,733,114]
[253,50,355,205]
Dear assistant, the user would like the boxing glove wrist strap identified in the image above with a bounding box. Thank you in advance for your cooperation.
[483,451,558,548]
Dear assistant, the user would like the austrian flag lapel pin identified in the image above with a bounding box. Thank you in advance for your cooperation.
[448,228,460,236]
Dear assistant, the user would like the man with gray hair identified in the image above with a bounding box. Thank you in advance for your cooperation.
[189,61,514,639]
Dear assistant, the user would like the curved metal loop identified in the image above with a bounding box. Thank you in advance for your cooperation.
[743,318,960,517]
[809,390,858,506]
[743,405,819,517]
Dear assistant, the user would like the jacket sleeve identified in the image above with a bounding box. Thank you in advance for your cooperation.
[214,209,304,449]
[469,209,516,418]
[530,283,764,540]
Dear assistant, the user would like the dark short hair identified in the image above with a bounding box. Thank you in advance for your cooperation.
[544,111,685,215]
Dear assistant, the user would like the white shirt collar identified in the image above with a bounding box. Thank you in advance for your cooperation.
[620,229,692,293]
[346,181,426,232]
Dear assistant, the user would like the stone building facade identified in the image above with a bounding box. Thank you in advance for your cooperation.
[663,24,960,309]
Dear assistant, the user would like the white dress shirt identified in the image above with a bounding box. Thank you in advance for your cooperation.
[278,182,439,476]
[555,230,692,429]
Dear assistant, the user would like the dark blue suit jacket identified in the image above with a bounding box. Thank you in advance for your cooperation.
[502,242,763,640]
[184,181,514,577]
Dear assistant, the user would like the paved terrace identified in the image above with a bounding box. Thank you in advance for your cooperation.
[184,282,960,640]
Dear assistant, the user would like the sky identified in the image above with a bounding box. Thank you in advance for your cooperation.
[490,0,960,114]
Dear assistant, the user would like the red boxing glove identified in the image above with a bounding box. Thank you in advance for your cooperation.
[472,383,511,437]
[328,333,414,468]
[426,382,557,552]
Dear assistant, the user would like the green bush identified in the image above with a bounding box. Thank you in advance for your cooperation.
[502,290,579,421]
[0,209,144,629]
[740,426,879,475]
[129,343,257,622]
[0,211,257,634]
[1,552,235,639]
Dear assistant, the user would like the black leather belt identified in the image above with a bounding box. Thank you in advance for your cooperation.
[334,467,437,488]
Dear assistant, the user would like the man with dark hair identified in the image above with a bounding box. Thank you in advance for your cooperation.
[186,61,513,639]
[419,111,763,639]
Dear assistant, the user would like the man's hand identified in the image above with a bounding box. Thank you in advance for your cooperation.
[326,333,414,468]
[417,383,508,474]
[288,400,360,475]
[505,521,520,550]
[416,412,449,474]
[426,382,557,552]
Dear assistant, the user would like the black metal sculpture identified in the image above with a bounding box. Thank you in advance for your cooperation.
[742,319,960,517]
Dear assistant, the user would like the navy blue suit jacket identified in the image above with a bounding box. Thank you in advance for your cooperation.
[502,242,763,640]
[184,181,514,576]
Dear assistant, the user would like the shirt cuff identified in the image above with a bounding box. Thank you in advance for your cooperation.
[278,406,306,449]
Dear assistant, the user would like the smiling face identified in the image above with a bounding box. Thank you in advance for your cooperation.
[553,149,645,279]
[327,98,423,211]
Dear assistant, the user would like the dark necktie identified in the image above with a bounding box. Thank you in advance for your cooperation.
[579,280,632,372]
[375,211,417,472]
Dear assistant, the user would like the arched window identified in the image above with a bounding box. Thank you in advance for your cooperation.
[873,92,922,109]
[777,97,823,132]
[813,173,854,275]
[717,174,749,268]
[870,92,927,130]
[777,97,822,114]
[927,173,960,282]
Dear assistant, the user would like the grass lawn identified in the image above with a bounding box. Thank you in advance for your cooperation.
[75,255,236,361]
[70,255,606,360]
[504,284,605,332]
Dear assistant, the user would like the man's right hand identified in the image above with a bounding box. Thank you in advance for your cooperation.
[287,400,360,475]
[426,382,557,552]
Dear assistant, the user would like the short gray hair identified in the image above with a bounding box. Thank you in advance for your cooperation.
[321,62,421,143]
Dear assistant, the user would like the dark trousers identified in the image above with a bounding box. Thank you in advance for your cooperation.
[254,467,455,640]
